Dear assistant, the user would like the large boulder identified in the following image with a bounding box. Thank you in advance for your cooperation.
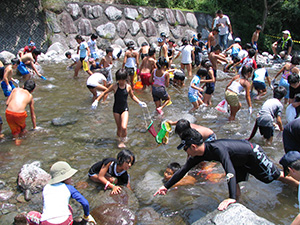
[138,7,150,19]
[59,12,78,34]
[0,51,15,65]
[187,13,198,29]
[170,26,184,39]
[82,4,103,19]
[96,22,116,40]
[117,20,128,39]
[129,21,140,36]
[105,6,122,21]
[176,10,187,26]
[152,8,164,22]
[66,3,81,20]
[197,13,208,28]
[45,10,61,33]
[0,190,14,201]
[165,9,176,26]
[77,18,93,36]
[192,203,275,225]
[124,8,139,20]
[46,42,66,56]
[141,19,157,37]
[158,22,170,39]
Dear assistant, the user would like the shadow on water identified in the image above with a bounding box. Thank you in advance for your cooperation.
[0,59,298,224]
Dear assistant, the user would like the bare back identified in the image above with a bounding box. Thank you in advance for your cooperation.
[190,124,213,140]
[21,53,34,64]
[140,56,156,74]
[6,88,33,113]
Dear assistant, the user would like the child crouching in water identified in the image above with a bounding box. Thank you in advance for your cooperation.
[164,162,196,187]
[92,69,147,148]
[88,149,135,194]
[149,57,171,116]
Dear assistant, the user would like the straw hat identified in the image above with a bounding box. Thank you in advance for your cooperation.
[48,161,78,184]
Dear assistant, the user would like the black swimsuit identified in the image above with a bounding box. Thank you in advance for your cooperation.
[113,84,128,114]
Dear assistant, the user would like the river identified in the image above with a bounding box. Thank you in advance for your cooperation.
[0,58,298,224]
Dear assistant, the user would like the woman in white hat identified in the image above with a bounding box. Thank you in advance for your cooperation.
[27,161,96,225]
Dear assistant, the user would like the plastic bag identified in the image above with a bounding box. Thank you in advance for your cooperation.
[228,33,233,41]
[215,99,228,113]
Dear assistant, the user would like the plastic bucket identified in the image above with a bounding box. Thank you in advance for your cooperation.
[147,121,157,138]
[155,121,172,144]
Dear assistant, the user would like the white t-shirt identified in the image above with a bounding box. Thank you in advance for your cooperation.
[179,45,194,64]
[215,15,231,35]
[86,72,106,87]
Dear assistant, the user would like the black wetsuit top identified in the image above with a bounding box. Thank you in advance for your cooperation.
[0,67,4,80]
[164,139,280,200]
[283,118,300,153]
[113,84,128,114]
[88,158,129,185]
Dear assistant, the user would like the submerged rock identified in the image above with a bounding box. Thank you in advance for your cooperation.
[51,116,78,126]
[192,203,274,225]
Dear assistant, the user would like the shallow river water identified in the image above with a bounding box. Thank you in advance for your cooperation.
[0,59,298,224]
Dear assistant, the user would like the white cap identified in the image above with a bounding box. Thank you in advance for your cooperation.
[234,37,241,42]
[282,30,290,35]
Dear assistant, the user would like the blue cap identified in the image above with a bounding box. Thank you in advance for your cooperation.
[280,151,300,176]
[157,38,163,43]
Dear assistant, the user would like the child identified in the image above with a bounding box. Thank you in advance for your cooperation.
[286,93,300,123]
[26,161,95,225]
[74,35,90,78]
[225,37,242,60]
[88,149,135,194]
[200,59,216,106]
[139,47,156,90]
[149,57,171,115]
[251,25,262,60]
[225,66,253,121]
[122,41,139,87]
[1,58,19,97]
[174,37,194,77]
[6,80,36,145]
[171,69,185,87]
[167,39,175,66]
[87,58,101,74]
[20,50,45,80]
[247,86,287,145]
[251,64,271,100]
[65,51,79,70]
[223,56,241,73]
[88,33,99,60]
[163,162,196,187]
[188,68,205,112]
[233,48,257,74]
[139,42,150,60]
[86,72,108,102]
[92,69,147,148]
[99,46,114,84]
[191,38,203,67]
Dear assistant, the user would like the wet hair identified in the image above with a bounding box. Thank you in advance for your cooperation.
[181,37,188,45]
[11,58,19,65]
[256,64,263,69]
[245,43,252,49]
[167,162,181,173]
[240,66,253,78]
[156,57,169,69]
[75,35,84,41]
[23,80,36,92]
[248,48,256,58]
[168,39,175,44]
[256,25,262,30]
[212,27,220,32]
[175,119,191,137]
[148,47,156,56]
[115,68,128,81]
[117,149,135,166]
[197,32,202,39]
[213,44,221,51]
[65,52,71,58]
[288,73,300,85]
[216,9,223,15]
[174,70,185,81]
[291,54,300,65]
[32,49,41,55]
[141,42,148,47]
[91,33,98,39]
[233,57,240,63]
[196,68,208,78]
[192,38,198,45]
[201,59,212,68]
[106,47,113,54]
[273,86,287,99]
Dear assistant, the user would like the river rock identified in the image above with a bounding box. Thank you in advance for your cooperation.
[96,22,116,39]
[158,22,170,38]
[92,203,136,225]
[114,38,126,48]
[187,13,198,29]
[141,19,157,37]
[0,51,15,65]
[138,7,150,19]
[45,10,61,33]
[152,8,164,22]
[192,203,274,225]
[1,212,18,224]
[51,115,78,126]
[165,9,176,26]
[1,203,17,215]
[137,37,148,47]
[124,8,139,20]
[0,180,5,189]
[66,3,82,20]
[117,20,128,39]
[176,10,187,26]
[82,4,103,19]
[201,28,210,39]
[105,6,122,21]
[59,12,78,34]
[129,21,140,36]
[0,190,14,201]
[47,42,66,56]
[77,18,93,36]
[17,161,50,199]
[170,26,184,39]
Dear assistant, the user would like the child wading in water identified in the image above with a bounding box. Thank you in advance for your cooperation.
[149,57,171,115]
[92,69,147,148]
[88,149,135,194]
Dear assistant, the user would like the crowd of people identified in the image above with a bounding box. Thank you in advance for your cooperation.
[1,8,300,225]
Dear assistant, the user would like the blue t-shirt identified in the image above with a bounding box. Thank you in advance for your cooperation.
[253,68,268,83]
[188,75,201,96]
[79,42,89,58]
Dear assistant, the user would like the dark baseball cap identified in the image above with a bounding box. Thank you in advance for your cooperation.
[279,151,300,176]
[177,129,203,150]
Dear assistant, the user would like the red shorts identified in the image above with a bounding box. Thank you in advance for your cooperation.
[140,73,152,86]
[5,109,27,136]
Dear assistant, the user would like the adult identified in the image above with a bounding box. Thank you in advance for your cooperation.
[214,10,233,50]
[207,28,219,53]
[272,30,293,59]
[154,128,296,211]
[20,50,44,80]
[1,58,19,97]
[282,117,300,153]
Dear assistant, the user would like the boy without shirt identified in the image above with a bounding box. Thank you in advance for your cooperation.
[139,48,157,90]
